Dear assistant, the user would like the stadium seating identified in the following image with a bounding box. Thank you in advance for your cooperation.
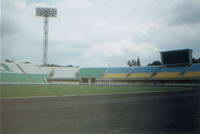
[182,64,200,78]
[102,67,161,79]
[189,64,200,71]
[1,61,200,84]
[128,66,160,78]
[80,68,106,78]
[103,73,127,78]
[40,66,80,80]
[102,67,132,79]
[131,66,160,73]
[154,67,187,79]
[105,67,133,73]
[0,62,46,83]
[101,65,200,80]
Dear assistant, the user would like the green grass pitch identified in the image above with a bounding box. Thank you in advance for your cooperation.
[0,84,193,98]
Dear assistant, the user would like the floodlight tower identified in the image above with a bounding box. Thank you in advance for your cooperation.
[36,7,57,65]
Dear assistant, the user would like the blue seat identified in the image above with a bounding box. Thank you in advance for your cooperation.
[131,67,160,73]
[106,67,133,74]
[188,64,200,72]
[159,67,187,72]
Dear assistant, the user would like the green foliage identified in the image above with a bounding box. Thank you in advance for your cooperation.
[148,61,162,66]
[127,57,141,67]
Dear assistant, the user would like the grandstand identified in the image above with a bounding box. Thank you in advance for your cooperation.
[0,62,46,84]
[128,66,160,79]
[103,67,132,79]
[40,66,80,84]
[1,62,200,84]
[182,64,200,79]
[79,68,106,84]
[98,64,200,84]
[101,66,162,80]
[1,49,200,85]
[154,66,186,79]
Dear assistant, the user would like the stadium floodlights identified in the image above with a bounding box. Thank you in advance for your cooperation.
[36,7,57,17]
[36,7,57,65]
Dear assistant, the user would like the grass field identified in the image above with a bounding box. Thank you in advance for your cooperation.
[0,84,194,98]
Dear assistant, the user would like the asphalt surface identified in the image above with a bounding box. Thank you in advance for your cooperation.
[1,90,200,134]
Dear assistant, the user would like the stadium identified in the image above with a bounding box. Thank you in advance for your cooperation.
[1,2,200,134]
[1,48,200,134]
[1,49,200,85]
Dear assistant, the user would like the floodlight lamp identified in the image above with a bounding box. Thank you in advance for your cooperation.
[36,7,57,17]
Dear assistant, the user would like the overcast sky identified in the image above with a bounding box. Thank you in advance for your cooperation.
[1,0,200,67]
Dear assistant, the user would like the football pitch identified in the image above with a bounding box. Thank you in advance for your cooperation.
[0,84,196,98]
[1,86,199,134]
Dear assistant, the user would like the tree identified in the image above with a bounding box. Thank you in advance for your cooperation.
[148,61,162,66]
[127,57,141,67]
[67,65,73,67]
[192,58,200,64]
[137,57,141,66]
[127,60,132,67]
[127,59,136,67]
[5,59,13,62]
[131,59,137,66]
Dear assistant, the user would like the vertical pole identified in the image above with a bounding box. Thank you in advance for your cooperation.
[43,16,49,65]
[88,78,91,85]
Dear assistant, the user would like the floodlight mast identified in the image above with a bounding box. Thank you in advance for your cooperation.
[36,7,57,65]
[43,16,48,65]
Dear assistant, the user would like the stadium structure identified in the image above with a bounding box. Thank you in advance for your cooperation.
[0,49,200,85]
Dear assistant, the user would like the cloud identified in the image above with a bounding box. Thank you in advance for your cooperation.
[167,0,200,25]
[1,16,21,36]
[2,0,200,66]
[148,23,200,57]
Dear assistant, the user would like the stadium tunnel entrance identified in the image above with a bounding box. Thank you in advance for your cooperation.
[81,78,96,84]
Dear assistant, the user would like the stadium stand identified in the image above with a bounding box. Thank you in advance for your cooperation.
[99,64,200,84]
[80,68,106,78]
[128,66,160,79]
[154,66,187,79]
[80,68,106,84]
[102,66,162,79]
[0,62,46,84]
[40,66,80,84]
[182,64,200,78]
[1,62,199,85]
[102,67,132,79]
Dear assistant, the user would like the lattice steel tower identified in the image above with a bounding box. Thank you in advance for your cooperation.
[36,7,57,65]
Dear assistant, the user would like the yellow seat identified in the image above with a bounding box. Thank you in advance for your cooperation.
[154,72,180,78]
[127,73,151,78]
[102,73,127,78]
[182,72,200,78]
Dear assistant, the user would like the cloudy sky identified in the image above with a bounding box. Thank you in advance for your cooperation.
[1,0,200,67]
